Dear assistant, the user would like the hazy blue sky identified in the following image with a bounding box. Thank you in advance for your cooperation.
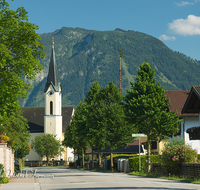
[8,0,200,60]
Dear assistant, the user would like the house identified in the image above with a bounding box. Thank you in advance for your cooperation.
[22,40,74,162]
[166,89,200,153]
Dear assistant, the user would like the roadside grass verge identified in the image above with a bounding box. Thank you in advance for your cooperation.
[70,167,200,184]
[128,171,200,184]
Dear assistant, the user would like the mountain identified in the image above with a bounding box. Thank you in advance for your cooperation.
[20,27,200,108]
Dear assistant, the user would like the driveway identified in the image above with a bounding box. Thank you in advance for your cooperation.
[1,167,200,190]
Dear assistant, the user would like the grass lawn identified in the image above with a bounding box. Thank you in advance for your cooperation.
[129,171,200,184]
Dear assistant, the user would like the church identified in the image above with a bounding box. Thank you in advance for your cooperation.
[22,40,74,162]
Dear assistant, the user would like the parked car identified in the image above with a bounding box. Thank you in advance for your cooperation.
[14,159,19,165]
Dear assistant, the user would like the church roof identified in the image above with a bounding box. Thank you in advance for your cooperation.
[21,106,74,133]
[44,42,60,92]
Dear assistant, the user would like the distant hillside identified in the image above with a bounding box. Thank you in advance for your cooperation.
[20,27,200,108]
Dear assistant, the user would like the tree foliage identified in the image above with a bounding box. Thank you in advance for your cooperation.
[124,62,181,172]
[31,134,64,165]
[1,113,30,150]
[16,143,31,159]
[0,0,45,123]
[85,81,135,169]
[63,101,88,164]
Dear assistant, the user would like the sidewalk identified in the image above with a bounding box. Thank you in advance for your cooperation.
[0,178,38,190]
[0,167,39,190]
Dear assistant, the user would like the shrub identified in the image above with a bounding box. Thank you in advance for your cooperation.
[129,155,161,172]
[198,154,200,161]
[165,136,185,148]
[129,155,147,172]
[106,154,137,160]
[0,164,9,184]
[20,158,25,169]
[162,145,197,175]
[14,164,20,173]
[0,164,4,175]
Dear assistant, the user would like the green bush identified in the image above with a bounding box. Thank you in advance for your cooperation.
[162,145,197,175]
[0,164,9,184]
[0,164,4,175]
[197,154,200,161]
[106,154,138,160]
[14,164,20,173]
[129,155,147,172]
[21,158,25,169]
[129,155,161,172]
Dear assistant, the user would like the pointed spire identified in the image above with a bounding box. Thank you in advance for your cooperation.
[44,37,60,92]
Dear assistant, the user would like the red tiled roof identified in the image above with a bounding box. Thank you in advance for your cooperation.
[165,90,197,117]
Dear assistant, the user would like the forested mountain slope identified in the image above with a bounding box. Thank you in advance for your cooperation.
[20,27,200,107]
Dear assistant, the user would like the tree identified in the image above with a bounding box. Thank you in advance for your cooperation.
[2,113,30,150]
[63,101,88,166]
[86,81,135,170]
[31,134,64,165]
[124,62,181,173]
[84,81,102,167]
[0,0,45,124]
[16,143,31,159]
[102,82,134,170]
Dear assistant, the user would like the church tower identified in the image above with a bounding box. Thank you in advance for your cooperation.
[44,38,62,141]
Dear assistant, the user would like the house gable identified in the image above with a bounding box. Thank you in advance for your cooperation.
[182,86,200,114]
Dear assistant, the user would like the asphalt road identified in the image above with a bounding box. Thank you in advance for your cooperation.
[1,167,200,190]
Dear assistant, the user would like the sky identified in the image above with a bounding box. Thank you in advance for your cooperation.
[7,0,200,60]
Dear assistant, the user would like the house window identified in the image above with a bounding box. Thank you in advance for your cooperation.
[151,141,157,149]
[50,101,53,115]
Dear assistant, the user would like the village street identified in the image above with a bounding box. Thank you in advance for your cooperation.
[1,167,200,190]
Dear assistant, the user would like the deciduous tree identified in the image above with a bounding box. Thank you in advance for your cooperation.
[31,134,64,165]
[0,0,45,123]
[86,81,134,170]
[63,101,88,166]
[124,62,181,172]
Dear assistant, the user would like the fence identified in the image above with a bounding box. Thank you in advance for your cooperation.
[151,163,200,178]
[25,160,65,167]
[0,143,14,177]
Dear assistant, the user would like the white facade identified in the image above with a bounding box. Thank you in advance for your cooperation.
[181,116,200,153]
[44,85,62,142]
[24,133,44,161]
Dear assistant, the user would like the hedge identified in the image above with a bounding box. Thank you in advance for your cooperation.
[129,155,162,172]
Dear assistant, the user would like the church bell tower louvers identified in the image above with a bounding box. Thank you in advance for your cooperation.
[44,38,62,141]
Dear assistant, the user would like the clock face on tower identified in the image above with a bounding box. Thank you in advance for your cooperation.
[48,91,54,96]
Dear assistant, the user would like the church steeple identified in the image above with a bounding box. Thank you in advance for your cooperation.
[44,37,60,92]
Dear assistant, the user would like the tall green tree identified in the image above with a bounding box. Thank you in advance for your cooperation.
[124,62,181,172]
[0,0,45,124]
[31,134,64,166]
[86,81,134,170]
[102,82,134,170]
[63,101,88,166]
[84,81,102,167]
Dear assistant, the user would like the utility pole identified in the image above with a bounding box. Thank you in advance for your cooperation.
[118,49,125,93]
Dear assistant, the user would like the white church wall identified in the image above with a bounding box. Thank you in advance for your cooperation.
[44,116,62,141]
[24,133,44,161]
[181,117,200,154]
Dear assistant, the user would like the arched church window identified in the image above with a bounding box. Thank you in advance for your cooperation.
[50,101,53,115]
